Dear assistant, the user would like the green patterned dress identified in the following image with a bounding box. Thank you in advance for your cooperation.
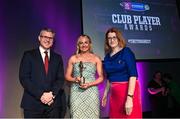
[70,62,100,118]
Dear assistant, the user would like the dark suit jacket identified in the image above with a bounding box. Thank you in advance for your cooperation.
[19,48,65,110]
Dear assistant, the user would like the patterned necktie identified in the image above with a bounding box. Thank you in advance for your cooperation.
[44,51,49,74]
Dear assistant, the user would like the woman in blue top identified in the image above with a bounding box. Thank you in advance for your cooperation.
[102,28,142,118]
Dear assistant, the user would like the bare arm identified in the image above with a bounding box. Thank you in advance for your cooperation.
[148,87,165,95]
[125,76,136,115]
[65,56,77,82]
[104,80,110,97]
[127,76,136,96]
[88,57,103,86]
[102,79,110,107]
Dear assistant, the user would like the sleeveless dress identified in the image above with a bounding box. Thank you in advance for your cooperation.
[70,62,100,118]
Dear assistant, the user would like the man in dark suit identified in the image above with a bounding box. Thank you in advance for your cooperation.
[19,28,65,118]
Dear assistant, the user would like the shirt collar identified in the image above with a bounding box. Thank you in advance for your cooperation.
[39,46,50,56]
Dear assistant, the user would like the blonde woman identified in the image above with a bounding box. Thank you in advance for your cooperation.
[65,35,103,118]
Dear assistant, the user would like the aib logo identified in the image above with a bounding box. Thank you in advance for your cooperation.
[120,2,150,12]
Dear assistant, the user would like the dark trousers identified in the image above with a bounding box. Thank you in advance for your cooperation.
[24,107,60,118]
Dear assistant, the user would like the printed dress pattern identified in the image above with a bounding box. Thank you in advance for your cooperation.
[70,62,100,118]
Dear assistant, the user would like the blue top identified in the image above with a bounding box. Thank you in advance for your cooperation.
[103,47,138,82]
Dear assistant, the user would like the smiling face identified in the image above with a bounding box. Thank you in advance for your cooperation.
[38,31,54,50]
[107,32,119,49]
[78,36,91,53]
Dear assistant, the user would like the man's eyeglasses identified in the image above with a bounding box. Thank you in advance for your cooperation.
[40,35,53,40]
[107,36,117,40]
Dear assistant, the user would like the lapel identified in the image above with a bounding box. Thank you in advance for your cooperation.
[36,48,47,76]
[47,50,55,76]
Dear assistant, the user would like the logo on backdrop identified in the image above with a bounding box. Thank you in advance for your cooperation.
[120,2,150,12]
[111,2,161,32]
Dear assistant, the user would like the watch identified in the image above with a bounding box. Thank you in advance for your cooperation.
[127,94,133,98]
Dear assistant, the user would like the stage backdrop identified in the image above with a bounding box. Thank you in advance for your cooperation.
[0,0,82,117]
[0,0,180,118]
[82,0,180,60]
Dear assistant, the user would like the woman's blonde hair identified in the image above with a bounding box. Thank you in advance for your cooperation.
[104,27,126,54]
[76,35,93,55]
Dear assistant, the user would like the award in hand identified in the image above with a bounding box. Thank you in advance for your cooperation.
[79,61,85,85]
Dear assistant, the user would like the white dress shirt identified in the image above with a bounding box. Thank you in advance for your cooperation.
[39,46,50,62]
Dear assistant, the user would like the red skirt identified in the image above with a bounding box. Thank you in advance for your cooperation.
[109,80,142,118]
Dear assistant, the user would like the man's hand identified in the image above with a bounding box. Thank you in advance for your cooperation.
[40,91,54,105]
